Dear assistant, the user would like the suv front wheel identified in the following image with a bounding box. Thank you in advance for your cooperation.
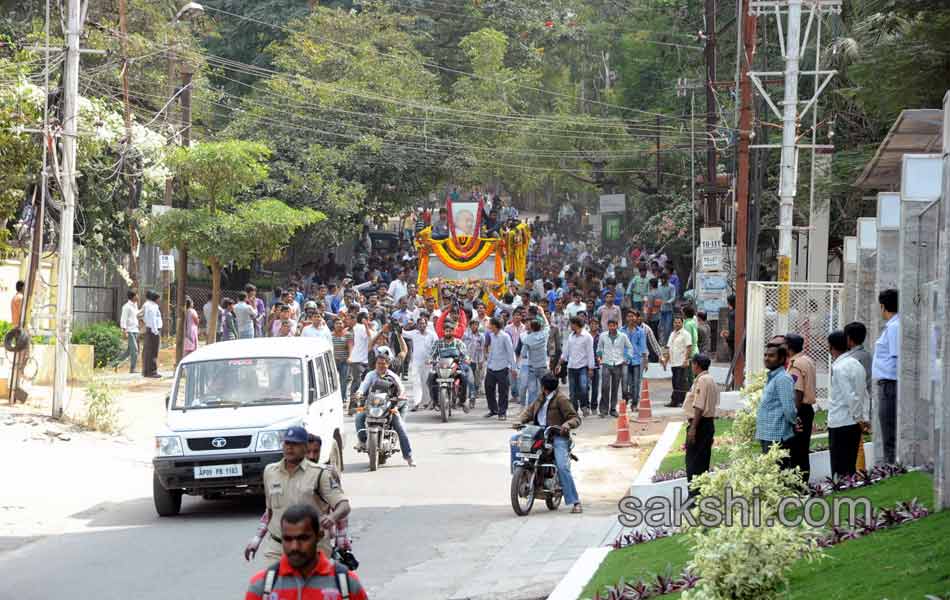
[153,471,182,517]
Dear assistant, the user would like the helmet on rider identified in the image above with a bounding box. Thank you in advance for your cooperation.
[303,300,318,313]
[374,345,394,364]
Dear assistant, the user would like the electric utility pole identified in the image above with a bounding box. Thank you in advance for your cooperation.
[52,0,82,419]
[119,0,141,296]
[174,63,193,363]
[747,0,840,332]
[704,0,719,226]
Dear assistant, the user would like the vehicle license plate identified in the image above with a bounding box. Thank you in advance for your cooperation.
[516,452,540,459]
[194,463,243,479]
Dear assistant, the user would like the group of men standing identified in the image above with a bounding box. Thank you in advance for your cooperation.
[754,288,900,483]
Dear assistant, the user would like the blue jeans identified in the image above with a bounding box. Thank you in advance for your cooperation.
[625,364,643,404]
[355,405,412,459]
[336,361,349,404]
[660,311,673,343]
[508,434,580,506]
[238,327,255,339]
[519,365,546,406]
[567,368,589,410]
[589,368,600,411]
[113,332,139,372]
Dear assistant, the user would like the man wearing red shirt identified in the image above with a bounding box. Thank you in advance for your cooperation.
[245,503,368,600]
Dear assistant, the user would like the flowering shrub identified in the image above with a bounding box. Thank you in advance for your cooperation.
[730,370,767,453]
[682,444,822,600]
[593,567,700,600]
[612,527,675,549]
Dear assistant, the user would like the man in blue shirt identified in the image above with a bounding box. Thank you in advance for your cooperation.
[871,288,899,464]
[756,343,798,471]
[621,309,648,408]
[656,273,676,343]
[483,317,517,420]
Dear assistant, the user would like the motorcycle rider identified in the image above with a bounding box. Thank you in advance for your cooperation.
[426,315,473,412]
[353,347,416,467]
[511,374,583,514]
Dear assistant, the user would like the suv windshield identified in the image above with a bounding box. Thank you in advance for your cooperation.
[172,357,304,409]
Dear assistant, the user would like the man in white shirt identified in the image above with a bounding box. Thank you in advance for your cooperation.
[387,269,409,303]
[347,313,376,413]
[141,290,163,378]
[565,290,587,319]
[558,316,595,416]
[827,330,869,478]
[113,290,140,373]
[664,316,693,407]
[402,315,438,410]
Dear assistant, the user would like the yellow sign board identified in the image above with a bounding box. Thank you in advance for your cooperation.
[778,255,791,314]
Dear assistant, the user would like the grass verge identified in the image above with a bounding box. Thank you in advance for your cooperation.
[581,471,935,599]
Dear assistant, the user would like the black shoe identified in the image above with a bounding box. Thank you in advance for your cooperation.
[610,410,619,418]
[498,414,507,420]
[598,412,607,418]
[484,412,497,418]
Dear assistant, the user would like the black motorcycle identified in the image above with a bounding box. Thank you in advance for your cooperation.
[431,348,465,423]
[510,425,577,516]
[356,386,406,472]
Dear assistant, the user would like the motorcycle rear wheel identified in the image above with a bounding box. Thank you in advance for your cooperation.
[510,467,535,516]
[367,432,379,472]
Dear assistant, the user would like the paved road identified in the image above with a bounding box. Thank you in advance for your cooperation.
[0,384,654,600]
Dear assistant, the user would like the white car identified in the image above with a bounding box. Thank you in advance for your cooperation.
[152,337,345,516]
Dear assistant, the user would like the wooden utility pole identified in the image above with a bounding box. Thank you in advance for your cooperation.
[174,65,193,363]
[733,0,757,387]
[704,0,719,226]
[119,0,140,295]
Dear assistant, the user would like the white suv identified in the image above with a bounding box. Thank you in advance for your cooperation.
[152,337,345,516]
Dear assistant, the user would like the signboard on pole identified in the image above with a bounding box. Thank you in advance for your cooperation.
[599,194,626,214]
[603,214,622,242]
[159,254,175,272]
[700,227,723,272]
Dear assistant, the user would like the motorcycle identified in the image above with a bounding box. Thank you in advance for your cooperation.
[510,425,577,516]
[355,389,406,471]
[431,349,465,423]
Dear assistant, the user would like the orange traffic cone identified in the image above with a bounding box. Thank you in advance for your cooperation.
[609,397,635,448]
[635,380,657,423]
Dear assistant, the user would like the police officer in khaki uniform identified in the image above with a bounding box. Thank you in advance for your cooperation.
[244,426,350,562]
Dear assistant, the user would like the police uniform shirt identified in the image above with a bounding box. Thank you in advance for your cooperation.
[263,458,347,551]
[788,354,817,406]
[684,371,719,419]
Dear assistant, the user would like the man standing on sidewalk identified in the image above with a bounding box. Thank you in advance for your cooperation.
[113,290,140,373]
[597,318,632,417]
[141,290,162,379]
[827,330,869,478]
[621,310,649,408]
[786,333,817,482]
[872,289,899,464]
[685,353,718,497]
[559,316,595,416]
[483,317,517,420]
[756,343,798,471]
[664,316,693,408]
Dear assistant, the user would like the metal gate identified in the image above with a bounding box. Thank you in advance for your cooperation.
[746,281,844,406]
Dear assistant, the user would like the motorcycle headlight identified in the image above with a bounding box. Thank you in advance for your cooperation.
[518,438,535,453]
[155,436,183,457]
[256,430,285,452]
[439,368,453,378]
[368,406,386,418]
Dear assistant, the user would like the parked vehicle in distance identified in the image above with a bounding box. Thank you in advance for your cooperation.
[152,338,345,516]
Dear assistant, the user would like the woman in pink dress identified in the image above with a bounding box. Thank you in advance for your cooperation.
[183,296,199,357]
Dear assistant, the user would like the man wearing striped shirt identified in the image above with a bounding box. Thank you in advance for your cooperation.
[756,343,799,471]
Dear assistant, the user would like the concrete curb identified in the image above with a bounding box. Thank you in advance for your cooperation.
[546,546,612,600]
[545,422,684,600]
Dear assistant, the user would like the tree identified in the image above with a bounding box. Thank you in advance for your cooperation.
[145,140,323,343]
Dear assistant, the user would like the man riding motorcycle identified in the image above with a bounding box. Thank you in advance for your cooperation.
[510,374,583,514]
[353,347,416,467]
[426,317,473,412]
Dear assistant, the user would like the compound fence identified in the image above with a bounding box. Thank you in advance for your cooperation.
[746,281,845,407]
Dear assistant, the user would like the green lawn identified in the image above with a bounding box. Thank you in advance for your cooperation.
[582,472,936,599]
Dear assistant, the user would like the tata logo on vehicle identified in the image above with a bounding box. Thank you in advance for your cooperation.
[211,437,228,448]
